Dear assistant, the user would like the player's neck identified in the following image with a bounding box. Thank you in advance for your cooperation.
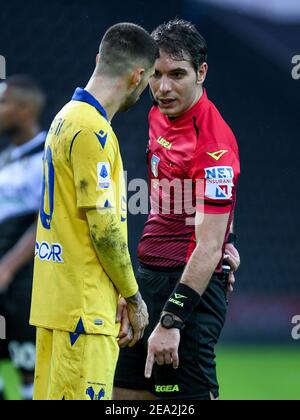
[85,76,124,121]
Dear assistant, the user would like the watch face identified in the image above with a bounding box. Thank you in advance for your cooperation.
[162,314,174,328]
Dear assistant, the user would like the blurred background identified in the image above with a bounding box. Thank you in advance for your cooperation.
[0,0,299,400]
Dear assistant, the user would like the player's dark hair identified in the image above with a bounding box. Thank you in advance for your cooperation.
[4,75,46,116]
[151,19,208,73]
[99,23,159,76]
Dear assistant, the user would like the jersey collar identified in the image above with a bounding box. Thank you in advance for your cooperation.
[72,87,108,121]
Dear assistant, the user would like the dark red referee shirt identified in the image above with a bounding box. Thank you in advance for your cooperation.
[138,89,240,270]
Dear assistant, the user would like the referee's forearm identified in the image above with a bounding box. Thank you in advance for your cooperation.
[86,209,138,299]
[180,243,222,296]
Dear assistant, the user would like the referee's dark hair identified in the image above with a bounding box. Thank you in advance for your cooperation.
[3,75,46,117]
[98,23,159,77]
[151,19,208,73]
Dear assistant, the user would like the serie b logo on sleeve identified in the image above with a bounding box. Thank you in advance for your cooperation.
[205,166,234,200]
[97,162,111,189]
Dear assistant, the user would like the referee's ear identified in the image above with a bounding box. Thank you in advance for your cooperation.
[197,62,208,85]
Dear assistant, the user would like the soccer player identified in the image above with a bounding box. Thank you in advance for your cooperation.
[29,23,159,401]
[114,20,240,400]
[0,76,46,400]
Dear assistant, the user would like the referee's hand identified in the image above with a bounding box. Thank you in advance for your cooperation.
[223,243,240,272]
[145,324,180,379]
[223,243,240,293]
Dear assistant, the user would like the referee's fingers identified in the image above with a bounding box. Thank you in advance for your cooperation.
[164,353,173,365]
[228,271,235,285]
[171,350,179,370]
[224,253,238,272]
[145,351,155,379]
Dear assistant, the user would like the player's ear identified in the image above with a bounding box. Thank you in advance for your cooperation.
[130,68,145,88]
[196,62,208,85]
[96,53,100,66]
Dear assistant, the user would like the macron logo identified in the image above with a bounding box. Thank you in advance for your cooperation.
[207,150,228,161]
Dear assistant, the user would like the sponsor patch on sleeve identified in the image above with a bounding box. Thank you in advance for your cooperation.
[97,162,111,189]
[204,166,234,200]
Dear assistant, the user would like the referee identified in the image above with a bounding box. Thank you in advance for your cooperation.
[114,20,241,401]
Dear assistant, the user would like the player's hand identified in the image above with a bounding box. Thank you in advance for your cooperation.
[125,291,149,347]
[0,261,13,293]
[223,243,240,293]
[145,323,180,379]
[116,297,133,348]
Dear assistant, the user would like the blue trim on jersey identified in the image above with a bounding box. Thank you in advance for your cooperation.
[75,318,85,334]
[70,332,80,347]
[72,88,108,121]
[70,318,85,347]
[104,200,111,208]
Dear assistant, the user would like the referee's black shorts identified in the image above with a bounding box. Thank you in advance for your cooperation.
[114,264,228,400]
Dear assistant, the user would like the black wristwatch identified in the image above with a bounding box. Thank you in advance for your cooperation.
[160,314,185,330]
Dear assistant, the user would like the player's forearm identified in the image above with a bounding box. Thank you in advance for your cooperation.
[180,241,222,296]
[0,222,37,276]
[86,209,138,299]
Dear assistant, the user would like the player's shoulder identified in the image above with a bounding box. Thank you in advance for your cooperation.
[60,100,110,133]
[53,101,113,150]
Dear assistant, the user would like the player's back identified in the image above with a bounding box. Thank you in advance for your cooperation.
[30,89,125,337]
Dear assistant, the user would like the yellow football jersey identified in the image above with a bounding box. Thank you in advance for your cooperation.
[30,88,138,336]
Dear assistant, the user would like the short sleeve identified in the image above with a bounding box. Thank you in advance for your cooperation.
[70,128,116,209]
[190,145,240,214]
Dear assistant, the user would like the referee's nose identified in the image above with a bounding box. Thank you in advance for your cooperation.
[159,76,172,95]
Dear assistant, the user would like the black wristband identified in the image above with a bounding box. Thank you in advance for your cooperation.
[226,233,237,245]
[163,283,201,323]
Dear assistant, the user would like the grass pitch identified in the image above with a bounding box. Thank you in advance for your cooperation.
[217,346,300,400]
